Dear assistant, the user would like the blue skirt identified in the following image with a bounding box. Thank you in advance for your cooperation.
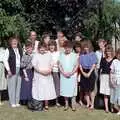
[20,69,33,100]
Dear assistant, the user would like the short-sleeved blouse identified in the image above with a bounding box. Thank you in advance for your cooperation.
[79,52,97,69]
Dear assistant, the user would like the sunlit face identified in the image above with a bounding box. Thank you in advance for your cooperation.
[84,46,89,53]
[75,36,82,42]
[98,41,106,49]
[49,45,55,52]
[11,39,18,48]
[59,38,65,47]
[44,36,50,45]
[25,46,33,54]
[75,47,81,53]
[64,47,72,54]
[39,46,46,54]
[57,32,64,40]
[30,32,37,41]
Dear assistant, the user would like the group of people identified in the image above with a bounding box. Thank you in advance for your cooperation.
[0,31,120,115]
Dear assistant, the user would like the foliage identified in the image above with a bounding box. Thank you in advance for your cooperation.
[0,0,30,45]
[1,0,120,45]
[81,0,120,41]
[21,0,120,42]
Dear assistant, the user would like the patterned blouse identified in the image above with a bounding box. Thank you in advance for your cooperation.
[20,53,33,69]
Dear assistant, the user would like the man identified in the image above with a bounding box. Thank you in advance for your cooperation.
[55,31,67,52]
[24,31,39,54]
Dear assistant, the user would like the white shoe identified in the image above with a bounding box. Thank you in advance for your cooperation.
[16,104,20,107]
[117,111,120,115]
[56,103,61,107]
[0,102,4,106]
[11,104,16,108]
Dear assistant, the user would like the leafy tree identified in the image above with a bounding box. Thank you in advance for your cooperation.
[21,0,120,41]
[1,0,120,45]
[0,0,30,45]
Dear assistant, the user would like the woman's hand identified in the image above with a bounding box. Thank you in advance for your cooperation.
[86,72,91,78]
[7,71,12,77]
[82,72,89,78]
[24,76,29,82]
[62,72,71,78]
[110,81,116,88]
[39,69,51,76]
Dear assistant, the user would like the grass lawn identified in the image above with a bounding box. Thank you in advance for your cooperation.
[0,101,119,120]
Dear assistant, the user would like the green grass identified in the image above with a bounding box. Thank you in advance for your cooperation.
[0,101,119,120]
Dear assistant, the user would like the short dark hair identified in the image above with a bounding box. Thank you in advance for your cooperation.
[8,36,19,47]
[48,40,57,51]
[25,41,33,47]
[74,41,81,48]
[38,41,47,49]
[63,40,73,48]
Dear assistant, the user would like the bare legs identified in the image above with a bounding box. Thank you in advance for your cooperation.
[84,91,95,109]
[104,95,109,112]
[0,91,2,105]
[56,97,60,107]
[45,100,48,110]
[79,92,84,106]
[89,91,95,109]
[85,92,90,108]
[64,97,76,111]
[64,97,69,110]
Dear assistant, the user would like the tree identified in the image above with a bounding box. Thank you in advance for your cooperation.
[1,0,120,45]
[0,0,30,45]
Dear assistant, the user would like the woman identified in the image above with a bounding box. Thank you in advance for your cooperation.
[110,48,120,115]
[26,31,39,53]
[48,40,60,106]
[59,41,78,111]
[20,41,33,105]
[79,40,97,110]
[100,45,114,113]
[0,41,7,105]
[55,31,67,52]
[42,33,50,51]
[4,36,23,107]
[32,41,56,110]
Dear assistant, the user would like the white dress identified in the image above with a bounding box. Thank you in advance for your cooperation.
[110,59,120,105]
[0,47,7,90]
[32,52,56,101]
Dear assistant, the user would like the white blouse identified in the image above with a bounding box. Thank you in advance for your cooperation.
[4,48,20,71]
[95,50,103,69]
[51,51,60,72]
[110,59,120,85]
[0,47,5,62]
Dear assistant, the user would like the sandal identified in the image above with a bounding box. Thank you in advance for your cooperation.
[64,106,69,111]
[45,106,49,110]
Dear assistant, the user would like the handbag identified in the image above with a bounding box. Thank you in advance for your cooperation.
[27,98,43,111]
[94,94,104,109]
